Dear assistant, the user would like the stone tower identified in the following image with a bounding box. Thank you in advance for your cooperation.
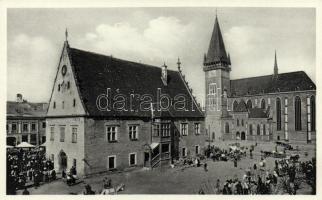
[203,15,231,141]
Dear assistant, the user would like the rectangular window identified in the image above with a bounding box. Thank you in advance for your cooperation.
[108,156,116,169]
[30,134,37,145]
[73,159,77,167]
[129,153,136,166]
[161,123,170,137]
[60,126,65,142]
[182,147,187,157]
[31,123,36,131]
[154,124,160,137]
[208,96,216,107]
[12,123,17,133]
[50,126,55,141]
[181,123,188,136]
[195,145,200,155]
[161,143,170,153]
[106,126,117,142]
[22,135,28,142]
[42,122,46,128]
[23,123,28,132]
[42,136,46,143]
[129,125,138,140]
[72,127,77,143]
[209,83,216,95]
[194,123,200,135]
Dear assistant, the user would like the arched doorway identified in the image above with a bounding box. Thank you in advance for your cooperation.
[241,132,246,140]
[58,150,68,171]
[236,132,240,140]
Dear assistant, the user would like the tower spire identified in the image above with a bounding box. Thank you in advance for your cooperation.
[274,50,278,76]
[204,12,228,66]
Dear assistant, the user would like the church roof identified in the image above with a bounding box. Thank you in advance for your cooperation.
[230,71,315,97]
[204,16,229,65]
[67,47,204,118]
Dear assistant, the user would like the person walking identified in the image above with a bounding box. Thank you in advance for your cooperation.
[204,163,208,172]
[234,157,238,168]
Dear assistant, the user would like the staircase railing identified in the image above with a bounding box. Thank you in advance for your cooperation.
[151,153,160,168]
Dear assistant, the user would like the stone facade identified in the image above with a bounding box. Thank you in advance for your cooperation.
[46,117,85,175]
[203,16,316,144]
[7,117,46,146]
[46,41,206,176]
[223,91,316,143]
[6,98,48,146]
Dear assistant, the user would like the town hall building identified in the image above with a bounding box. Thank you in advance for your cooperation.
[45,36,206,176]
[203,15,316,143]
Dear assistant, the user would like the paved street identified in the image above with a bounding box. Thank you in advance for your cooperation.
[17,141,315,195]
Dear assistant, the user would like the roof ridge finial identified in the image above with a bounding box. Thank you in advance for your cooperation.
[177,57,181,71]
[65,28,68,42]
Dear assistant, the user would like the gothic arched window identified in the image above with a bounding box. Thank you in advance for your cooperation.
[237,119,239,126]
[233,100,238,111]
[276,98,281,131]
[311,96,315,131]
[225,122,229,133]
[249,124,253,135]
[246,99,252,109]
[261,99,266,109]
[257,124,260,135]
[295,96,302,130]
[263,124,266,135]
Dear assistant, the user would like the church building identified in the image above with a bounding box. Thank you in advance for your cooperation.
[203,15,316,143]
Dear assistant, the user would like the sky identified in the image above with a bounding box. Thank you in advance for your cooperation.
[7,7,316,103]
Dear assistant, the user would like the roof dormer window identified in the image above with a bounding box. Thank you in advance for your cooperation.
[161,63,168,86]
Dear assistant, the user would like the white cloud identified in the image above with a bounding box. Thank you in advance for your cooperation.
[76,17,195,64]
[7,34,58,102]
[74,17,207,103]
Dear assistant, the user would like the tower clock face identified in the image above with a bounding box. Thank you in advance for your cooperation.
[61,65,67,76]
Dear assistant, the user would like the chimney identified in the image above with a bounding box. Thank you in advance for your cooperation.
[161,62,168,86]
[16,93,23,103]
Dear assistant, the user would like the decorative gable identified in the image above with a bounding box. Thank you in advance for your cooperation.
[47,42,86,116]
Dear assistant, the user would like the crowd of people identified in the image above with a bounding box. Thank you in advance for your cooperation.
[198,143,316,195]
[6,148,56,195]
[205,144,247,162]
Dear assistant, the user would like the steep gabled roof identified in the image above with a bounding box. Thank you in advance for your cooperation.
[230,71,315,97]
[204,16,229,65]
[67,47,204,118]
